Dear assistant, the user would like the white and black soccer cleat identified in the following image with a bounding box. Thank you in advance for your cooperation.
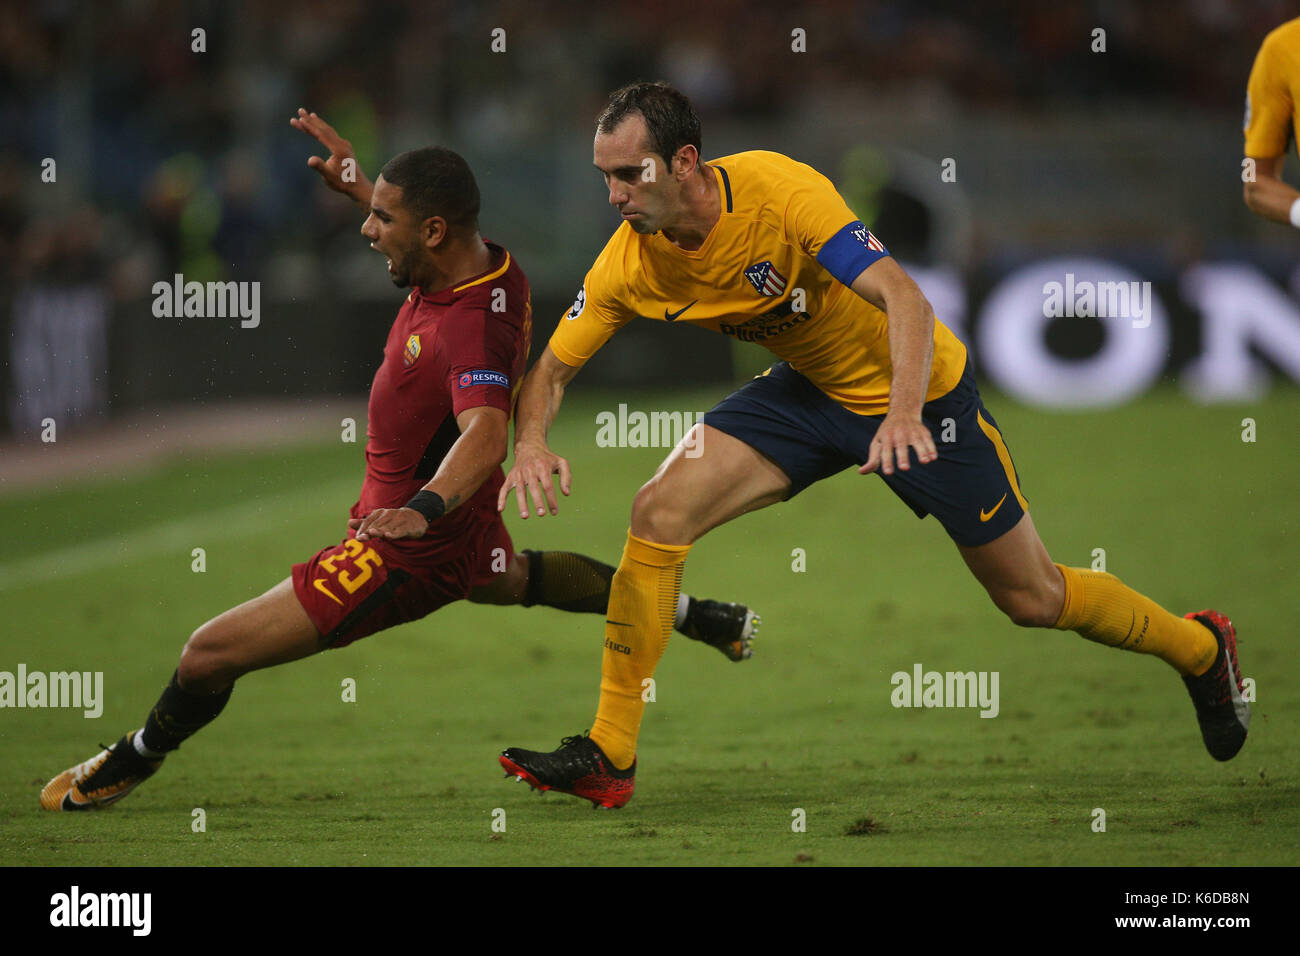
[679,598,760,662]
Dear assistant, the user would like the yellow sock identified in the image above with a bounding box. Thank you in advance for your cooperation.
[589,531,690,769]
[1053,564,1216,675]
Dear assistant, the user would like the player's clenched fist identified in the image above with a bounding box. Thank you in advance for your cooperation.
[498,442,572,518]
[352,508,429,541]
[290,107,373,207]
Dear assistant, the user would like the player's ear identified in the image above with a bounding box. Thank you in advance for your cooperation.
[423,215,449,249]
[674,145,699,180]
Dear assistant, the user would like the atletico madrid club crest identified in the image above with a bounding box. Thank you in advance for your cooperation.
[403,334,421,368]
[852,224,887,253]
[743,260,787,296]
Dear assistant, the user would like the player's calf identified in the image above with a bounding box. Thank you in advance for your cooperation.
[465,551,529,605]
[502,548,760,660]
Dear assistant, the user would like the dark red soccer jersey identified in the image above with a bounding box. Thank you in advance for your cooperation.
[351,241,531,562]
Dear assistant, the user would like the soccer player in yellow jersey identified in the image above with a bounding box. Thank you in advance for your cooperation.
[496,82,1249,808]
[1243,17,1300,223]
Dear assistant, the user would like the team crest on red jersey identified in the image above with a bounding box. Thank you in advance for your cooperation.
[743,260,787,296]
[403,334,421,367]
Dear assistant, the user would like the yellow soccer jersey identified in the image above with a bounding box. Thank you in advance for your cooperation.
[1245,17,1300,157]
[550,150,967,415]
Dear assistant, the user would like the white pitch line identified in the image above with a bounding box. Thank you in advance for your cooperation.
[0,480,358,593]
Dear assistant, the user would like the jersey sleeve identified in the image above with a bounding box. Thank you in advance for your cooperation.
[440,303,522,418]
[784,165,891,287]
[547,234,637,367]
[1245,30,1294,157]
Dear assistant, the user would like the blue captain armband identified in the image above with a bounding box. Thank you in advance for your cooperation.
[816,221,890,286]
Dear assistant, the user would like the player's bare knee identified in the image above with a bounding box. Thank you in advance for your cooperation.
[629,479,658,519]
[178,621,237,692]
[465,585,499,605]
[177,643,220,692]
[468,553,527,605]
[629,505,687,544]
[629,481,690,543]
[994,589,1057,629]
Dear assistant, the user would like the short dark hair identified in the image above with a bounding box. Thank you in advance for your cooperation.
[596,81,701,164]
[379,147,480,233]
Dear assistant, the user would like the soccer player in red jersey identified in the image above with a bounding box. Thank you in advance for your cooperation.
[38,110,757,812]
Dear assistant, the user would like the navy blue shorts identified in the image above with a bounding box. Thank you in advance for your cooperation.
[701,360,1028,547]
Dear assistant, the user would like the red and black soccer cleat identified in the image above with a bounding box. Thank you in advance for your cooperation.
[499,734,635,809]
[1181,610,1250,761]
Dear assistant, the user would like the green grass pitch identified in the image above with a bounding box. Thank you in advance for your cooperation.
[1,385,1297,866]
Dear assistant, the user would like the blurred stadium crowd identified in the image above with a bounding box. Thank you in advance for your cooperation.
[3,0,1288,292]
[2,0,1298,437]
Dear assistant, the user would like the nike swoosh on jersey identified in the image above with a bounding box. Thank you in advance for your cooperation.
[664,300,698,321]
[979,493,1008,523]
[313,578,345,606]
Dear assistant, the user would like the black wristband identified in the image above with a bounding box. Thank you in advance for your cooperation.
[403,490,446,523]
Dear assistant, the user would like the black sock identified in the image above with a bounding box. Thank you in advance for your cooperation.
[139,669,233,754]
[521,550,616,614]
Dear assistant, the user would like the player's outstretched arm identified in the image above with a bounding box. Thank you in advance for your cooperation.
[353,405,509,541]
[850,257,938,477]
[498,345,581,519]
[1243,154,1300,224]
[290,107,374,209]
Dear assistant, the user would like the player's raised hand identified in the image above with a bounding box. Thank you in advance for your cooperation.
[290,107,373,206]
[498,441,572,518]
[353,507,428,541]
[859,411,937,477]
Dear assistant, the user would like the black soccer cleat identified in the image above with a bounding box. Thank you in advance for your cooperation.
[679,598,760,662]
[499,733,635,808]
[1181,610,1249,761]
